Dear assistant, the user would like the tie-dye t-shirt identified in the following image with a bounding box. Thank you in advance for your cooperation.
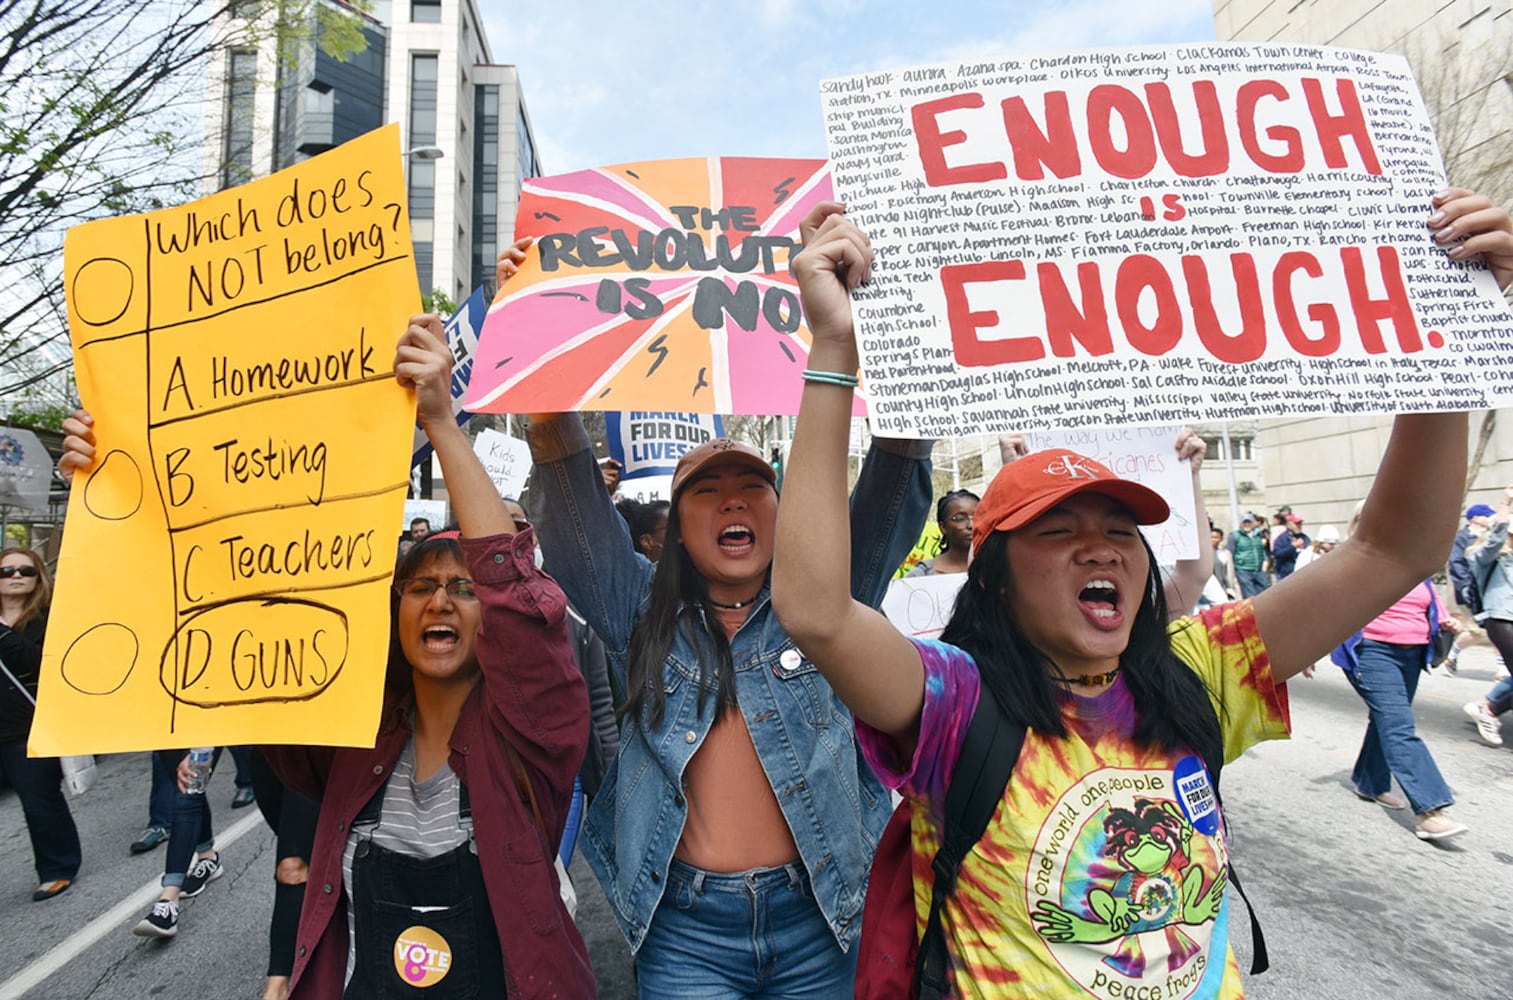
[855,600,1289,1000]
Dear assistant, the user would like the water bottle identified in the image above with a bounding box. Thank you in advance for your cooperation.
[185,748,214,795]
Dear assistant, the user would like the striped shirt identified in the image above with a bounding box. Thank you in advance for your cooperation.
[342,737,470,985]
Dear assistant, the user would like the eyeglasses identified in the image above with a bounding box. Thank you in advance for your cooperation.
[0,565,38,579]
[395,577,478,601]
[946,512,975,525]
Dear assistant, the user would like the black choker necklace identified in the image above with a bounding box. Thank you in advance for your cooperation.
[709,595,759,610]
[1067,666,1121,688]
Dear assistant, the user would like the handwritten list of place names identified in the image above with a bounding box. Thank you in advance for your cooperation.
[820,44,1513,438]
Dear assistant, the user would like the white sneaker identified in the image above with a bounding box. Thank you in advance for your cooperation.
[1462,702,1504,747]
[1415,809,1468,841]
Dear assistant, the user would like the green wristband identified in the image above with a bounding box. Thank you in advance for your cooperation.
[801,369,860,388]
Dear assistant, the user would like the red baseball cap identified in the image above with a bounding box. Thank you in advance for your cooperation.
[669,438,775,498]
[972,449,1170,553]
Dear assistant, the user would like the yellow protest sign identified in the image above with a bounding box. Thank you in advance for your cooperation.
[894,521,943,580]
[34,125,419,754]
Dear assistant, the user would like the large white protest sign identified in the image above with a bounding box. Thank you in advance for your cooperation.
[820,44,1513,438]
[616,476,674,504]
[471,428,532,500]
[1018,425,1197,560]
[882,573,966,641]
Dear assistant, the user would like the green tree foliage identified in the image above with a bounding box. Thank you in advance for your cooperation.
[421,288,459,317]
[0,0,371,420]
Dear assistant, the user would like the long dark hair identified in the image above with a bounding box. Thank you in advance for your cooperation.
[615,498,670,558]
[386,535,467,693]
[939,531,1223,768]
[622,499,739,729]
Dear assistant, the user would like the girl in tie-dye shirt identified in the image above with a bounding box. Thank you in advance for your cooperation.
[773,190,1510,997]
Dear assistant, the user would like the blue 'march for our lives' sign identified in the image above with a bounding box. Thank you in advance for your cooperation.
[606,413,726,480]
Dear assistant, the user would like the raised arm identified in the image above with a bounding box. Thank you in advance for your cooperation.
[1252,189,1511,680]
[404,314,585,788]
[1161,429,1213,619]
[773,204,927,747]
[398,314,516,539]
[525,412,655,664]
[1469,493,1511,575]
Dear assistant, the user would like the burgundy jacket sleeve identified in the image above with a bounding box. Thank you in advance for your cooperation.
[463,529,588,838]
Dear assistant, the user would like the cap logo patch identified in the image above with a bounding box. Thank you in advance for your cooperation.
[711,440,736,451]
[1043,455,1102,480]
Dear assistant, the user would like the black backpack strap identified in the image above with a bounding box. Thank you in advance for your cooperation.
[917,684,1025,1000]
[1207,773,1268,976]
[1225,860,1268,974]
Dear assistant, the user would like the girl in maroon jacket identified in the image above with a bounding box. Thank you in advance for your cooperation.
[62,316,593,998]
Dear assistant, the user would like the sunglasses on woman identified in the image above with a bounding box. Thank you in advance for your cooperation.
[0,565,38,579]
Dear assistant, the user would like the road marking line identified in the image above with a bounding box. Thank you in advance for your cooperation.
[0,809,267,1000]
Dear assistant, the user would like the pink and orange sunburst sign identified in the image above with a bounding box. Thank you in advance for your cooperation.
[463,156,865,416]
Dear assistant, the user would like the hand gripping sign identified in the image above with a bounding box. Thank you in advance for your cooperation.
[36,125,419,754]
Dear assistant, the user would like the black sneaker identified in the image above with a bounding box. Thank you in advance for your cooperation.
[132,899,178,938]
[180,852,223,898]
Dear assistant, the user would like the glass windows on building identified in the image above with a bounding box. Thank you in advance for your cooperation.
[222,48,258,189]
[409,54,438,221]
[415,241,434,298]
[1205,436,1254,462]
[472,85,500,294]
[409,53,439,292]
[517,108,538,181]
[297,81,335,155]
[412,0,442,23]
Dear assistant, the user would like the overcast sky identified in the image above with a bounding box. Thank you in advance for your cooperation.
[477,0,1218,174]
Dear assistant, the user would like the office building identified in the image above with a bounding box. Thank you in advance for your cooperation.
[203,0,543,304]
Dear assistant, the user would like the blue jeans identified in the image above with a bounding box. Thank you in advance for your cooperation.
[558,775,583,867]
[1488,676,1513,715]
[636,859,856,999]
[1236,568,1270,598]
[1346,640,1453,815]
[147,749,176,829]
[157,749,216,888]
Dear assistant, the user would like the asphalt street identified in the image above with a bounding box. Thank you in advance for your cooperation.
[0,648,1506,999]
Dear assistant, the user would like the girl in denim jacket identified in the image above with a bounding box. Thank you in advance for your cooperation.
[506,234,933,997]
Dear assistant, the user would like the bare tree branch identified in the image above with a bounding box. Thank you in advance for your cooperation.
[0,1,372,424]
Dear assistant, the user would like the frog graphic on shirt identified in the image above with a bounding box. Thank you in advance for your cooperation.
[1032,797,1225,978]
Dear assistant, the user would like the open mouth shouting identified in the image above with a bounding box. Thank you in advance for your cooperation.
[421,624,460,653]
[1078,578,1123,628]
[718,523,757,557]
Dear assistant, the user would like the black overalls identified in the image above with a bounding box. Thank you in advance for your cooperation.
[343,779,507,999]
